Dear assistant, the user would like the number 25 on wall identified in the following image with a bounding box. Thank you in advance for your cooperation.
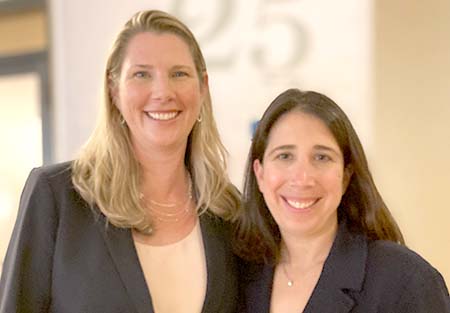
[172,0,308,71]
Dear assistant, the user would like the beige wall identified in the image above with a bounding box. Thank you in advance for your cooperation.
[374,0,450,284]
[0,9,47,55]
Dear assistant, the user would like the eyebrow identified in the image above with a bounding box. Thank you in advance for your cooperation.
[314,144,340,155]
[130,64,193,70]
[266,144,296,157]
[266,144,340,157]
[131,64,153,69]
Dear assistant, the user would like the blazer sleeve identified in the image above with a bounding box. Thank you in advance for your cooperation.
[0,167,59,312]
[393,260,450,312]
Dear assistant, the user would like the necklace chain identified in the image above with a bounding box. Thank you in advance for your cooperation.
[148,202,191,222]
[282,262,294,287]
[139,173,193,222]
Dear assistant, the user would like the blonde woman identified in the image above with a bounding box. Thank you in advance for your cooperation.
[0,10,240,313]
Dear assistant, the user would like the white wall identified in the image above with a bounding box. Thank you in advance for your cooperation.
[49,0,373,189]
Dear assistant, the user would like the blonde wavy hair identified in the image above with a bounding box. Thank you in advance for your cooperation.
[72,10,240,234]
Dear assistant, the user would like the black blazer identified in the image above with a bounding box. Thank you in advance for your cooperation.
[240,222,450,313]
[0,162,239,313]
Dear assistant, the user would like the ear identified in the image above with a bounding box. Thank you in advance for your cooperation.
[200,72,209,97]
[342,164,353,195]
[253,159,265,194]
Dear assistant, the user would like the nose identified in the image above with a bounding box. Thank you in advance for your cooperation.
[289,160,315,187]
[150,74,174,103]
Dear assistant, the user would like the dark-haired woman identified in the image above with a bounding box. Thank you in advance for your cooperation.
[234,88,449,312]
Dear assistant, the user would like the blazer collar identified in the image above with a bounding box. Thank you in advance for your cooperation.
[247,222,368,313]
[97,211,231,313]
[304,221,367,313]
[96,212,154,313]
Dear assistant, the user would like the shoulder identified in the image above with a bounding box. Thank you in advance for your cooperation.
[30,161,73,183]
[366,240,439,276]
[22,161,72,195]
[9,162,77,258]
[21,161,75,204]
[20,161,89,217]
[362,240,449,309]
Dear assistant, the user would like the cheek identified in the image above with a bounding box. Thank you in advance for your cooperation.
[323,168,346,197]
[266,172,284,190]
[119,83,148,108]
[180,83,203,105]
[260,166,286,196]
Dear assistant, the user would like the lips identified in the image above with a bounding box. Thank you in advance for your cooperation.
[145,111,180,121]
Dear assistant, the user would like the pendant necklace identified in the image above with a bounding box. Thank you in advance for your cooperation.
[282,262,294,287]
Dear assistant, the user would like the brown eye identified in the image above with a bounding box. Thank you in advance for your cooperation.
[315,154,331,162]
[276,152,292,161]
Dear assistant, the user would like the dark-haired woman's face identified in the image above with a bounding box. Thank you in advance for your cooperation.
[253,111,351,238]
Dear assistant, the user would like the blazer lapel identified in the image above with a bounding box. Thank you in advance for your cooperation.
[96,212,154,313]
[243,264,273,312]
[304,222,367,313]
[199,213,235,313]
[96,211,236,313]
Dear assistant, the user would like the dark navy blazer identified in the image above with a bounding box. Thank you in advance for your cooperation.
[240,222,450,313]
[0,162,240,313]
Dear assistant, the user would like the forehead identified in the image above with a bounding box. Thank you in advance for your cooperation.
[266,111,340,151]
[123,31,195,65]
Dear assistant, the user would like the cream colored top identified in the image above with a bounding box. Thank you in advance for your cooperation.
[134,220,207,313]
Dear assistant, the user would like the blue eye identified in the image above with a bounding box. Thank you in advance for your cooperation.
[134,71,150,78]
[173,71,188,78]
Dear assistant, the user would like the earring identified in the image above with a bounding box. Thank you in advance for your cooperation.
[120,116,126,125]
[197,114,203,123]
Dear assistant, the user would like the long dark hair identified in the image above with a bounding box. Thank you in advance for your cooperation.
[233,88,404,264]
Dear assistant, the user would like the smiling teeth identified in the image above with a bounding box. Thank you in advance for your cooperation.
[147,112,178,120]
[286,199,316,209]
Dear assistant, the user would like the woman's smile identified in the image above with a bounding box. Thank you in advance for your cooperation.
[145,110,180,121]
[282,196,320,212]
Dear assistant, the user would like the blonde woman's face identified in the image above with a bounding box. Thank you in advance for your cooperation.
[253,111,351,239]
[113,32,207,153]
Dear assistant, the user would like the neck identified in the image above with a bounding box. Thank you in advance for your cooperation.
[133,140,189,201]
[130,139,197,242]
[132,136,188,170]
[281,222,338,270]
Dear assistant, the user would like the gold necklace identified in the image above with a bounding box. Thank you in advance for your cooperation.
[149,196,183,208]
[147,201,192,222]
[140,174,193,206]
[140,174,194,222]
